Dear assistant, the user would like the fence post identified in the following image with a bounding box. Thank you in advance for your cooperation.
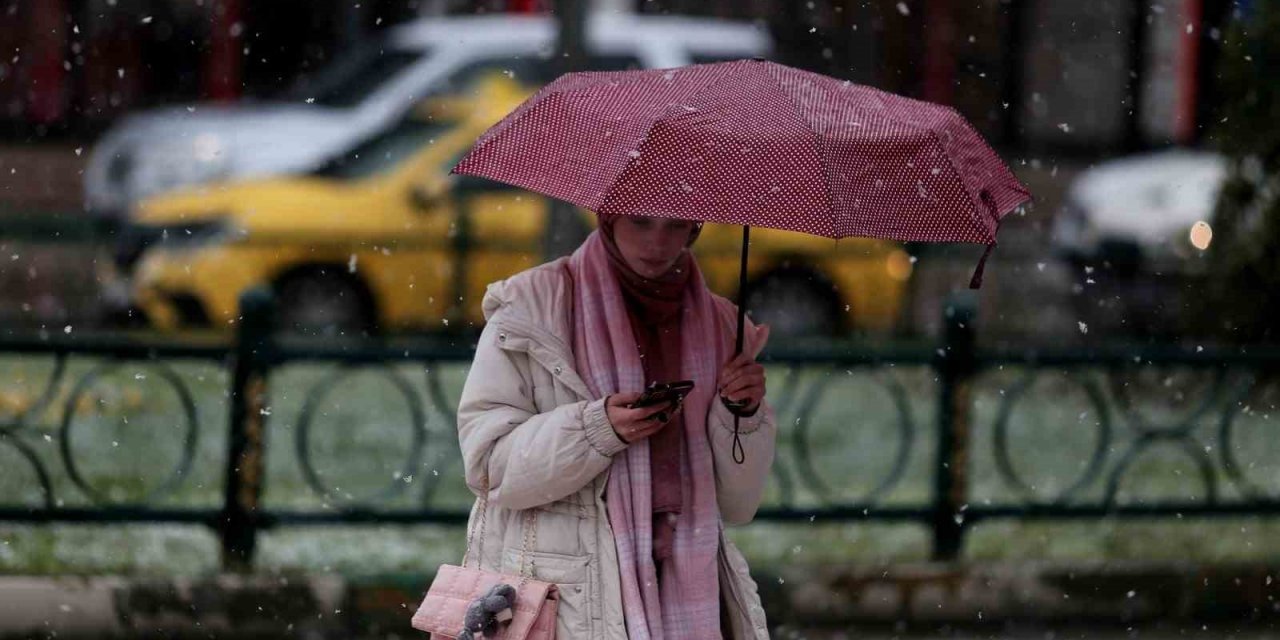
[932,291,976,561]
[220,287,275,572]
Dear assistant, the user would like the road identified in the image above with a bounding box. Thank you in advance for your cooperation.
[774,622,1280,639]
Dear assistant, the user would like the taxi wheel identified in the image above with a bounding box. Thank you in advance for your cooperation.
[275,269,376,337]
[744,269,844,338]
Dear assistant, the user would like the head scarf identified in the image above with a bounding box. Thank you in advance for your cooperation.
[596,214,702,562]
[568,217,725,638]
[595,214,702,322]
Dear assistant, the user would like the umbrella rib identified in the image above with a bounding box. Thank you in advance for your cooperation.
[822,79,950,136]
[925,127,999,242]
[452,88,561,175]
[596,68,743,214]
[455,70,654,181]
[755,65,837,230]
[788,69,1014,242]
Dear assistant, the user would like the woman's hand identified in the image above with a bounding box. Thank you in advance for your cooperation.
[718,352,767,414]
[605,392,678,444]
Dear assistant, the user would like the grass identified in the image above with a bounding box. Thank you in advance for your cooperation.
[0,352,1278,576]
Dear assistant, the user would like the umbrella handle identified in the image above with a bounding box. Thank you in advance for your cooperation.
[729,225,750,464]
[735,226,749,356]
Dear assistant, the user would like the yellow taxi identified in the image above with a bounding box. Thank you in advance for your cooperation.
[108,74,912,337]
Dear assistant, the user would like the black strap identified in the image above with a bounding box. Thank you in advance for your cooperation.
[969,242,996,289]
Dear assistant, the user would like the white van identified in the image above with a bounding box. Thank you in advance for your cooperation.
[84,12,771,218]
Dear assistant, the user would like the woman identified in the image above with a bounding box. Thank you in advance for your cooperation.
[456,212,776,639]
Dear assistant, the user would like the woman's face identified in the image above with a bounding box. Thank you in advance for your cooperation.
[610,215,699,279]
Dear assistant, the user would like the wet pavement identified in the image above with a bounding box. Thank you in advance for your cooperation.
[777,622,1280,639]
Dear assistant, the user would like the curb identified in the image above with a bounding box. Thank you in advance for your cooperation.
[767,561,1280,626]
[1,563,1278,637]
[0,574,348,638]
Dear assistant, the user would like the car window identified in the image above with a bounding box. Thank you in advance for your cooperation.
[311,118,445,180]
[589,54,644,71]
[436,56,558,95]
[436,53,643,95]
[440,143,513,192]
[432,54,641,191]
[690,53,754,65]
[310,51,644,182]
[284,40,424,108]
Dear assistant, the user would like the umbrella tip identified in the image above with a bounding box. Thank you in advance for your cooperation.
[751,56,767,62]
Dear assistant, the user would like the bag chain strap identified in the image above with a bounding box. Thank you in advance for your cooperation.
[519,509,537,585]
[461,475,489,569]
[461,467,540,582]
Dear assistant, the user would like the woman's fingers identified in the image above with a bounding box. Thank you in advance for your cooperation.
[721,366,757,389]
[632,418,667,437]
[721,372,764,395]
[721,357,767,407]
[608,391,644,408]
[719,363,765,394]
[624,409,673,441]
[721,378,765,404]
[605,394,681,443]
[722,352,752,371]
[721,353,762,374]
[752,324,771,355]
[627,403,672,423]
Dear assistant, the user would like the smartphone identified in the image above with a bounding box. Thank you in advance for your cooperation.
[628,380,695,409]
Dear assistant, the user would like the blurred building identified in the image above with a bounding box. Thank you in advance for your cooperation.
[0,0,424,137]
[643,0,1235,154]
[0,0,1238,153]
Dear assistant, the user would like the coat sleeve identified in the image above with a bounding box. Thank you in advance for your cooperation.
[708,398,777,525]
[707,313,777,526]
[457,321,627,511]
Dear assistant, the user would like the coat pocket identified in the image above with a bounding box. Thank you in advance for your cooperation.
[503,547,592,638]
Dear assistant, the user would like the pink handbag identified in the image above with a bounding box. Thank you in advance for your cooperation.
[412,564,558,639]
[412,487,559,639]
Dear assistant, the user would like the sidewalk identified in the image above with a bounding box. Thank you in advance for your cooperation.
[1,562,1277,638]
[769,560,1280,626]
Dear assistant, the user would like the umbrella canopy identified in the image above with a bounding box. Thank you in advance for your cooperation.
[451,58,1031,463]
[453,57,1030,287]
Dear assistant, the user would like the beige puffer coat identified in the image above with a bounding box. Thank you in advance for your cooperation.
[455,257,776,639]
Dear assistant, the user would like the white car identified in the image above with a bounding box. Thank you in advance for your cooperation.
[1050,148,1228,336]
[1051,148,1227,273]
[85,12,771,219]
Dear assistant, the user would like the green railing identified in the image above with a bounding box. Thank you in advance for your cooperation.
[1,288,1278,571]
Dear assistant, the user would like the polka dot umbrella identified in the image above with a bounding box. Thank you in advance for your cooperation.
[451,58,1031,452]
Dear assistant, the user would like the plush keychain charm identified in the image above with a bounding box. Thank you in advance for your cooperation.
[457,583,517,639]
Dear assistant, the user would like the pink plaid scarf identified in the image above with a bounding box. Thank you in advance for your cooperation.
[569,230,726,639]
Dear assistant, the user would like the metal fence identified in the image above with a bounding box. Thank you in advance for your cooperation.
[1,288,1278,571]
